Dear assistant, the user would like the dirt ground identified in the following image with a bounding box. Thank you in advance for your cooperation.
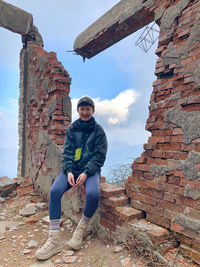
[0,194,198,267]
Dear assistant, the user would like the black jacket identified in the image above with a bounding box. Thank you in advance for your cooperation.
[62,117,107,177]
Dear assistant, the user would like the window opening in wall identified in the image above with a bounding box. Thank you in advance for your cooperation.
[0,28,20,178]
[69,22,159,185]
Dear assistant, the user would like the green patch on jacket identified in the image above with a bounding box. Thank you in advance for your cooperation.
[74,148,82,162]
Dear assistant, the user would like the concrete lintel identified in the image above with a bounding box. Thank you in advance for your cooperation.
[0,0,33,34]
[73,0,155,59]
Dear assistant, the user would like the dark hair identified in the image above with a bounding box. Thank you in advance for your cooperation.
[77,96,95,110]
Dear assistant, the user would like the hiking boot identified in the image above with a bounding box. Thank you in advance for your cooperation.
[67,220,87,250]
[36,230,62,260]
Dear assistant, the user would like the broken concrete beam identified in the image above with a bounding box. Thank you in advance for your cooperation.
[74,0,154,58]
[0,0,33,34]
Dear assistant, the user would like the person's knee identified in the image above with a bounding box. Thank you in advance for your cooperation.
[86,190,99,202]
[50,186,62,199]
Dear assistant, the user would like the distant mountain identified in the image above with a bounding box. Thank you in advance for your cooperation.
[101,141,143,180]
[0,141,144,181]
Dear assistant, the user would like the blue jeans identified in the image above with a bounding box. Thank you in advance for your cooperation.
[49,172,100,220]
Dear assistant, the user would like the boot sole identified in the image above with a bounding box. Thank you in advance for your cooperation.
[36,245,63,260]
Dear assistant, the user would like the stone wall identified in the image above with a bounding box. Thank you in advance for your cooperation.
[18,42,71,195]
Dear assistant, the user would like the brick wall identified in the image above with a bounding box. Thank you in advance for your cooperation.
[126,0,200,242]
[18,42,71,195]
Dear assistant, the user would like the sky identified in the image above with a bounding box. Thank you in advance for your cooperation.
[0,0,159,178]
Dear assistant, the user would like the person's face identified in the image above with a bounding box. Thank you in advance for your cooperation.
[78,105,94,121]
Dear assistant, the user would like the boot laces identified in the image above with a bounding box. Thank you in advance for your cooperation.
[43,232,56,249]
[73,225,84,241]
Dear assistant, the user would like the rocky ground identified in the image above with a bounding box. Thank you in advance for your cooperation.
[0,177,199,267]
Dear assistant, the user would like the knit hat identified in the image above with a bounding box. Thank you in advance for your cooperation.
[77,96,95,110]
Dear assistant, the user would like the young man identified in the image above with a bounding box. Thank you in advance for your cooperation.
[36,96,107,260]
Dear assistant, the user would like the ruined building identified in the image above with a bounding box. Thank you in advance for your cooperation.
[1,0,200,264]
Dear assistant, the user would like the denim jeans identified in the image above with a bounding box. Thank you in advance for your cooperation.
[49,172,100,220]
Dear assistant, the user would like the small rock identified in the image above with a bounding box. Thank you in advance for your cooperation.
[114,245,123,253]
[64,250,74,256]
[54,259,62,264]
[0,236,6,240]
[19,206,37,217]
[26,216,38,223]
[42,216,50,225]
[19,222,26,226]
[22,249,31,254]
[63,256,77,263]
[35,202,47,210]
[28,240,38,249]
[121,257,131,267]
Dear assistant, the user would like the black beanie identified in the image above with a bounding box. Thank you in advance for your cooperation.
[77,96,95,110]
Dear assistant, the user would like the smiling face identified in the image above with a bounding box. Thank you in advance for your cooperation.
[77,105,94,121]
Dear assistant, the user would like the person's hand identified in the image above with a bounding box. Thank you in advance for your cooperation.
[68,172,75,186]
[75,173,87,187]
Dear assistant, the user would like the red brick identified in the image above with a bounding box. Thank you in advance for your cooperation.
[114,206,144,221]
[178,234,192,247]
[100,183,125,198]
[192,239,200,253]
[180,244,200,265]
[146,213,170,228]
[132,163,150,172]
[163,193,175,203]
[175,195,200,210]
[127,176,147,187]
[140,187,163,199]
[156,143,181,151]
[170,222,183,233]
[100,217,116,231]
[160,200,183,213]
[148,136,165,143]
[134,157,146,163]
[100,195,128,208]
[126,190,157,206]
[157,182,184,195]
[167,176,180,185]
[16,185,34,196]
[125,182,140,193]
[100,211,115,224]
[147,228,170,244]
[100,203,114,214]
[131,199,163,215]
[100,176,106,183]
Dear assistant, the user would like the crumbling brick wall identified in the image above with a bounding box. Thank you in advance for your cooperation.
[18,42,71,195]
[126,0,200,242]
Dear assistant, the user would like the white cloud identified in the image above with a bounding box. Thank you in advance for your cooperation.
[94,89,139,126]
[71,89,139,127]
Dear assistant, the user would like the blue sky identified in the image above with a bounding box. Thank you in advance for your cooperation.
[0,0,159,178]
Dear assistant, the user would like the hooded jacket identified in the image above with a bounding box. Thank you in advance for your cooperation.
[62,117,107,177]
